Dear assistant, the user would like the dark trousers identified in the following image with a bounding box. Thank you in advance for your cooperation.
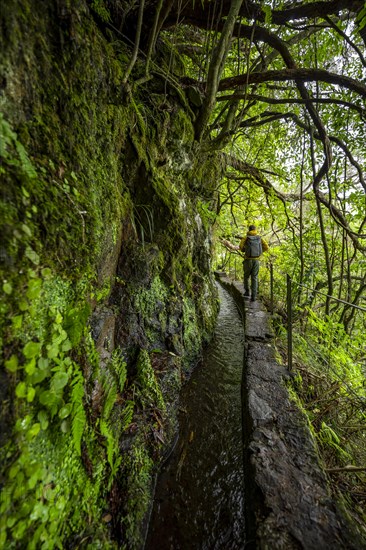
[243,259,259,299]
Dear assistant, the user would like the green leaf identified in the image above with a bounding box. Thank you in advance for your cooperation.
[23,341,42,359]
[28,304,38,318]
[19,299,29,311]
[0,529,8,547]
[39,390,61,412]
[39,390,52,405]
[28,471,40,489]
[15,382,27,398]
[26,278,42,299]
[55,311,63,324]
[7,516,17,528]
[47,343,60,359]
[21,223,32,237]
[21,186,30,198]
[25,246,40,266]
[61,339,72,352]
[11,315,23,329]
[58,403,72,419]
[27,386,36,402]
[262,4,272,24]
[41,267,52,278]
[9,463,20,479]
[55,496,66,511]
[25,358,36,375]
[13,520,27,540]
[38,410,49,430]
[52,372,69,391]
[31,368,48,384]
[38,357,49,370]
[61,419,70,433]
[17,414,31,431]
[30,502,49,522]
[5,355,18,373]
[3,281,12,295]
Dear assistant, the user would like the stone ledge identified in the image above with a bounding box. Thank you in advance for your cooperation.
[214,272,362,550]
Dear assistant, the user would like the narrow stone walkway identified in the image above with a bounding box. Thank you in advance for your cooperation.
[215,273,363,550]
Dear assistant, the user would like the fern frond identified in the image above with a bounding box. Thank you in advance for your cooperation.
[110,348,128,393]
[121,400,134,432]
[72,406,87,456]
[100,418,116,468]
[101,371,117,421]
[84,331,100,373]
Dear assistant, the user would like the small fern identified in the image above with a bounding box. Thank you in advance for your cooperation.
[110,348,128,393]
[101,371,118,421]
[84,331,100,374]
[100,418,116,468]
[121,400,134,432]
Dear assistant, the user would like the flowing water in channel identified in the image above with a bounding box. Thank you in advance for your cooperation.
[145,284,246,550]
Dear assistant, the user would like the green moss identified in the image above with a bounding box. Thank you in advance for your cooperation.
[133,276,169,345]
[0,2,220,548]
[121,438,154,548]
[182,296,201,364]
[135,349,166,411]
[171,107,195,143]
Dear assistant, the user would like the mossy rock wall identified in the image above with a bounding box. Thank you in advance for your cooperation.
[0,2,221,548]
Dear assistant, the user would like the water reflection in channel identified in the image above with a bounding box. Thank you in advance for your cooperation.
[145,284,246,550]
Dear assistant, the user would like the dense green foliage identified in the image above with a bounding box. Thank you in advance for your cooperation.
[1,0,366,547]
[0,1,221,548]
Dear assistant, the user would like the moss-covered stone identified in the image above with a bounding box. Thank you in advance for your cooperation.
[0,1,222,547]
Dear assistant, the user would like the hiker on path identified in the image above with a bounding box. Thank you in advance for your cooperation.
[239,225,269,302]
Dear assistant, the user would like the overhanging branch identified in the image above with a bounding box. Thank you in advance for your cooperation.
[217,68,366,97]
[216,93,366,118]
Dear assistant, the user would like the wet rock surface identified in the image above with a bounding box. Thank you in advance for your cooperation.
[216,273,362,550]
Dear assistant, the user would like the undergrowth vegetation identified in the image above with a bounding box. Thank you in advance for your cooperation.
[269,299,366,538]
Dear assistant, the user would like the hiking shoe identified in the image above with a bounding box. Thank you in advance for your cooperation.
[251,297,256,302]
[244,290,250,297]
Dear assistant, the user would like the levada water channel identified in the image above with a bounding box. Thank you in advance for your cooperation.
[145,283,246,549]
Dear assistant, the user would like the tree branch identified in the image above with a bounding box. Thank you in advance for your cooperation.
[223,155,304,203]
[324,15,366,67]
[217,68,366,97]
[164,0,363,31]
[194,0,244,141]
[216,93,366,118]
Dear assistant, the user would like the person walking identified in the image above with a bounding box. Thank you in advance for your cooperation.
[239,225,269,301]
